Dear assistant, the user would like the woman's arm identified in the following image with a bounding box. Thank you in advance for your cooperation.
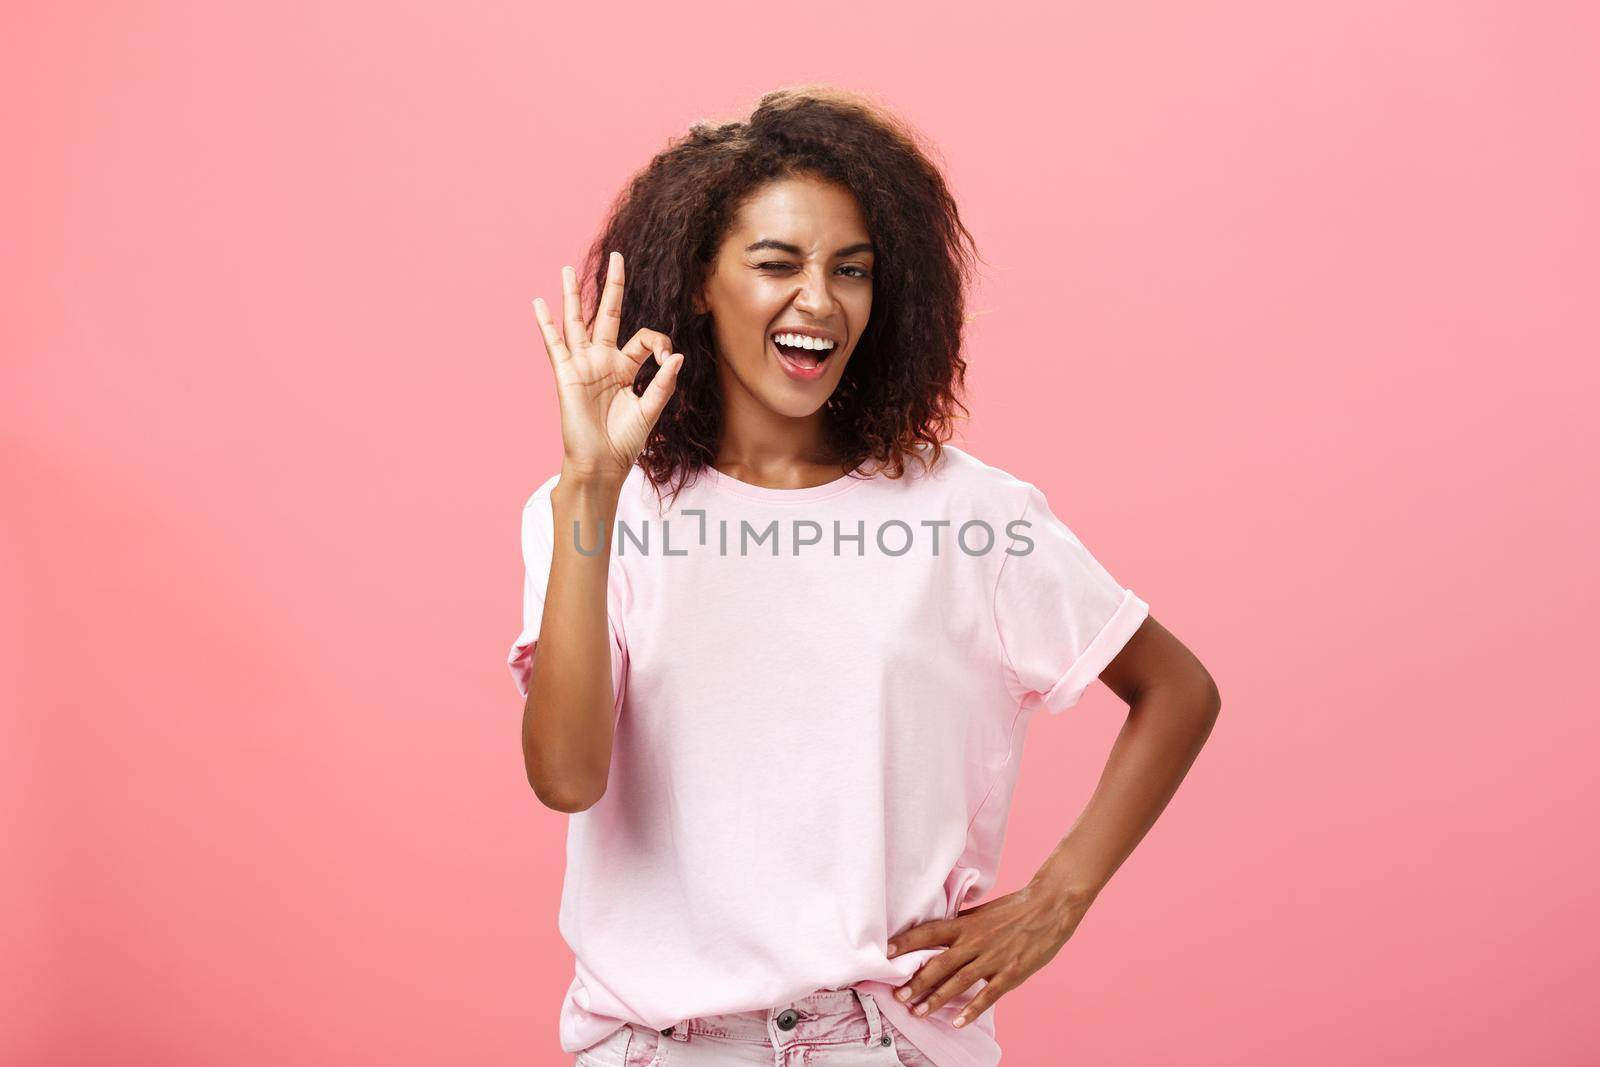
[886,614,1220,1027]
[522,253,684,812]
[522,467,625,812]
[1024,614,1220,912]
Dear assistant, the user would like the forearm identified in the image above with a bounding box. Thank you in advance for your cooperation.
[523,467,624,811]
[1027,675,1221,921]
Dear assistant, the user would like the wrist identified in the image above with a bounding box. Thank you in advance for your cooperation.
[1020,875,1098,940]
[1027,852,1107,912]
[1026,872,1100,909]
[556,463,626,500]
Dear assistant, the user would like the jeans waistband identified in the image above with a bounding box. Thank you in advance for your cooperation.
[661,986,886,1048]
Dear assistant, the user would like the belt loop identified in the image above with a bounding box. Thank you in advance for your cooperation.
[853,987,884,1047]
[661,1021,690,1043]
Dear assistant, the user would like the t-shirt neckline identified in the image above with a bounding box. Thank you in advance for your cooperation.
[701,461,875,504]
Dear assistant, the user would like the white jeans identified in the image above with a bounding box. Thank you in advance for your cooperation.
[573,987,936,1067]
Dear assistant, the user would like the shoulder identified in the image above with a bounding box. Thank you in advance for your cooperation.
[909,442,1037,516]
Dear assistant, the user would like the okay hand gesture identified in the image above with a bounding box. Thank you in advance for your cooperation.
[532,251,684,487]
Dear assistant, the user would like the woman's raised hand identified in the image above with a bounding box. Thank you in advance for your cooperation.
[532,251,685,487]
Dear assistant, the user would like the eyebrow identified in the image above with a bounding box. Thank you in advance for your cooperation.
[745,239,876,258]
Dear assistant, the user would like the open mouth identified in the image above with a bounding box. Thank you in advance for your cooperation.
[769,332,838,373]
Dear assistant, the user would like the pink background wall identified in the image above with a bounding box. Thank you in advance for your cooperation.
[7,2,1596,1063]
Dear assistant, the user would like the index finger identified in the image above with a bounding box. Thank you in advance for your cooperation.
[886,918,955,955]
[592,251,625,350]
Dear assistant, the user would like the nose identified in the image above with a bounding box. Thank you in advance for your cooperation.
[792,265,838,318]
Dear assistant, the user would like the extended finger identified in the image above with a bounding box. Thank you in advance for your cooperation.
[561,265,589,349]
[893,944,973,1009]
[952,977,1007,1029]
[913,958,989,1019]
[887,919,954,957]
[620,328,675,369]
[531,297,570,368]
[592,251,625,351]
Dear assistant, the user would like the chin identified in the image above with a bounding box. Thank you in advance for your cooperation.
[757,386,836,420]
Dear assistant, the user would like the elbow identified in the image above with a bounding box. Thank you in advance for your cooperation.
[525,758,606,813]
[1131,663,1219,722]
[522,687,610,812]
[532,779,604,813]
[1196,670,1222,723]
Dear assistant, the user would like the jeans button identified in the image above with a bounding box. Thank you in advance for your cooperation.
[881,1034,892,1046]
[776,1008,800,1031]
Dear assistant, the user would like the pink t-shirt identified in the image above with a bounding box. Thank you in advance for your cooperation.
[507,442,1149,1067]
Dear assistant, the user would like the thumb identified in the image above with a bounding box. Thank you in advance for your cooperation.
[636,352,684,430]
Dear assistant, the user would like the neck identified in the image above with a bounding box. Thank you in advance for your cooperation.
[714,365,844,485]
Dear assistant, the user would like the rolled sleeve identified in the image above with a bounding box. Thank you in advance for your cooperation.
[507,475,628,717]
[993,482,1149,715]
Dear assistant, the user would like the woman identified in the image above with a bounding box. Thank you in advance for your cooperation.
[510,86,1221,1067]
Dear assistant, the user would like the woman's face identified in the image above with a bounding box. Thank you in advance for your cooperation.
[696,175,875,422]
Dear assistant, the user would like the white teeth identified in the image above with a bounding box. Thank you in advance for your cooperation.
[773,332,835,351]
